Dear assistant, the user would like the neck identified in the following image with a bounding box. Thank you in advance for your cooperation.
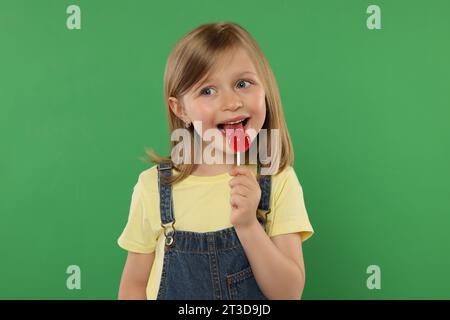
[191,163,234,177]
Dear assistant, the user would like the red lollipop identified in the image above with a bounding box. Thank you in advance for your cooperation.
[223,122,250,165]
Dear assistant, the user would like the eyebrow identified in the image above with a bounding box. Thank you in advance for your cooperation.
[194,71,257,90]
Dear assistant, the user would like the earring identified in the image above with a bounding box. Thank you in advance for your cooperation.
[184,121,191,128]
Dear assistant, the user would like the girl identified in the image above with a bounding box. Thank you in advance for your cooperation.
[117,22,314,300]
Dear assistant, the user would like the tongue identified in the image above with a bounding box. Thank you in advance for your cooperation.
[223,122,250,153]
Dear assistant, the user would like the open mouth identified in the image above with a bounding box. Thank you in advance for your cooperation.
[217,117,250,134]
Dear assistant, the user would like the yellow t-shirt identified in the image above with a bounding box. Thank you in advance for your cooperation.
[117,163,314,300]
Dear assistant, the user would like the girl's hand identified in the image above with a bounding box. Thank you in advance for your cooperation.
[228,166,261,229]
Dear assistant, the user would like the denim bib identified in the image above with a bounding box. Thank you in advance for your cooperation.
[156,161,272,300]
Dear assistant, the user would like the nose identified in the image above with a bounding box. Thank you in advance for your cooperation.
[221,89,243,111]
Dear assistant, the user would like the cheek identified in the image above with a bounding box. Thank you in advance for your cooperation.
[249,92,266,122]
[192,104,217,128]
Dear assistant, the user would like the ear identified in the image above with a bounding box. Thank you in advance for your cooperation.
[168,97,189,122]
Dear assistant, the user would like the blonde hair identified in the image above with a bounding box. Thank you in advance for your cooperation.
[142,21,294,186]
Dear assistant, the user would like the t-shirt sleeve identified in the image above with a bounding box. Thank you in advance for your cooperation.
[117,174,157,254]
[267,166,314,242]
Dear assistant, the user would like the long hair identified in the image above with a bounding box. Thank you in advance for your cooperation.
[142,21,294,186]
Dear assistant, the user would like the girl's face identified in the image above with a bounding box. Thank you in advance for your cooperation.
[169,47,266,158]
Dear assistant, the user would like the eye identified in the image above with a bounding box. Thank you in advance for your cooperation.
[237,79,252,89]
[200,87,216,96]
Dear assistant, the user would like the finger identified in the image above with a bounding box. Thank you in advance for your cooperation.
[230,185,249,198]
[230,194,246,208]
[229,176,256,189]
[231,184,251,195]
[229,166,255,178]
[229,175,251,186]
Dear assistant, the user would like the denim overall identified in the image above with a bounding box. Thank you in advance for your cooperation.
[156,161,272,300]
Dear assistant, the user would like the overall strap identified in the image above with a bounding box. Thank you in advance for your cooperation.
[257,160,272,212]
[157,162,175,225]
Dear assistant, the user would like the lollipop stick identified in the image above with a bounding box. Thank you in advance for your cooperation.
[237,151,240,166]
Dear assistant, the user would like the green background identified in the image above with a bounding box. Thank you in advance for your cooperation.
[1,0,449,299]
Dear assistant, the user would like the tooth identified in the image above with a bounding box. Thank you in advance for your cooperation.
[223,119,244,125]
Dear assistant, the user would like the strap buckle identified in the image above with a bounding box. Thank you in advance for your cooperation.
[161,219,176,249]
[257,208,271,225]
